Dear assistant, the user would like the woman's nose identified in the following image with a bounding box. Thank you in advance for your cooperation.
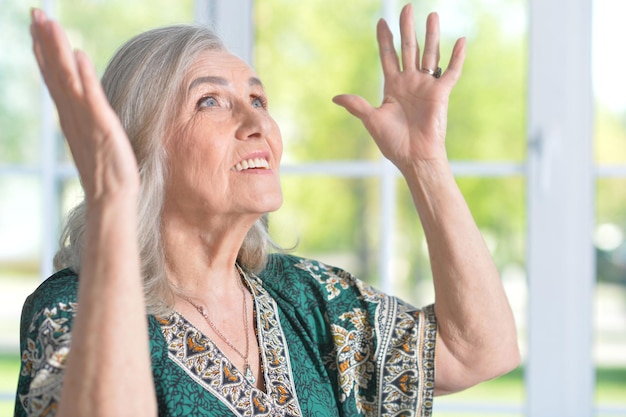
[235,103,270,141]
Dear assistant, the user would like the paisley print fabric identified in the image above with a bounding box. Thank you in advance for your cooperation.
[15,254,436,416]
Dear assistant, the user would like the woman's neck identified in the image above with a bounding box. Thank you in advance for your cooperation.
[160,209,257,298]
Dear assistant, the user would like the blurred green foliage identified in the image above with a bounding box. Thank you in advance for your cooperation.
[0,1,41,165]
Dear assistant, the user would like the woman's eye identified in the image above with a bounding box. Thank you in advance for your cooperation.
[252,96,267,109]
[198,96,218,108]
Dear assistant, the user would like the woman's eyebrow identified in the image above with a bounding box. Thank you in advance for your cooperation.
[188,76,228,93]
[188,76,264,93]
[249,77,263,88]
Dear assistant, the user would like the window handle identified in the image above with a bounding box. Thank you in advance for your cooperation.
[529,125,561,195]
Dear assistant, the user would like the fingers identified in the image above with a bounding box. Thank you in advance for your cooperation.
[377,18,400,78]
[75,50,111,118]
[399,4,419,72]
[332,94,374,121]
[30,9,111,148]
[421,12,441,73]
[31,9,106,110]
[379,7,450,78]
[30,15,46,74]
[441,37,466,84]
[30,9,83,101]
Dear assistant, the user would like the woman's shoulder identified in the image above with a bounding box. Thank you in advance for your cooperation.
[25,269,79,306]
[20,269,79,325]
[31,268,79,294]
[262,253,353,283]
[259,253,368,303]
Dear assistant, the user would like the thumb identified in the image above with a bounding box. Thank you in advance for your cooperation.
[332,94,373,121]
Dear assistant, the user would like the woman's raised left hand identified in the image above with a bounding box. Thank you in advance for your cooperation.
[30,9,139,206]
[333,4,465,172]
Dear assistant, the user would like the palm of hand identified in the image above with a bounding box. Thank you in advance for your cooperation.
[368,73,451,166]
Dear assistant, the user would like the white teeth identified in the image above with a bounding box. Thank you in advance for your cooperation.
[233,158,269,171]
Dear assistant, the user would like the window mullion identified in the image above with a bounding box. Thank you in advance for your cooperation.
[196,0,253,65]
[526,0,595,414]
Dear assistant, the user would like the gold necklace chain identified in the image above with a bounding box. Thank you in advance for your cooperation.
[184,265,256,384]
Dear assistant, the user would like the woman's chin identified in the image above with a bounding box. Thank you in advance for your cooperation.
[258,195,283,214]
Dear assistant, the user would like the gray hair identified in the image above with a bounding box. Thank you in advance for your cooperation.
[54,25,276,317]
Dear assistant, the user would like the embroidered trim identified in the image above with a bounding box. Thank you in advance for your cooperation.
[160,275,302,417]
[379,302,436,417]
[420,305,436,415]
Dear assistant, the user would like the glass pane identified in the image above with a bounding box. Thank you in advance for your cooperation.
[0,176,42,282]
[595,179,626,410]
[58,0,194,70]
[401,176,526,414]
[269,176,381,285]
[254,0,527,162]
[0,175,42,410]
[593,0,626,164]
[61,176,83,218]
[594,0,626,411]
[254,0,382,162]
[0,1,42,165]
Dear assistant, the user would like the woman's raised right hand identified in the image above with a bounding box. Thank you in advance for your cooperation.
[30,9,139,205]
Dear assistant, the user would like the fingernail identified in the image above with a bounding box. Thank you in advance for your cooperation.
[31,8,42,23]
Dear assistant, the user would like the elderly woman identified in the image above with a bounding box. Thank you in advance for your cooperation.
[17,4,519,417]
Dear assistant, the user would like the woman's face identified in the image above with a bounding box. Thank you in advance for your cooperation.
[164,50,283,222]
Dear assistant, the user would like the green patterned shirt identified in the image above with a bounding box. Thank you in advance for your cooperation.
[15,254,436,416]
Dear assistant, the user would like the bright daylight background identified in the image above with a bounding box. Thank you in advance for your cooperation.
[1,0,625,415]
